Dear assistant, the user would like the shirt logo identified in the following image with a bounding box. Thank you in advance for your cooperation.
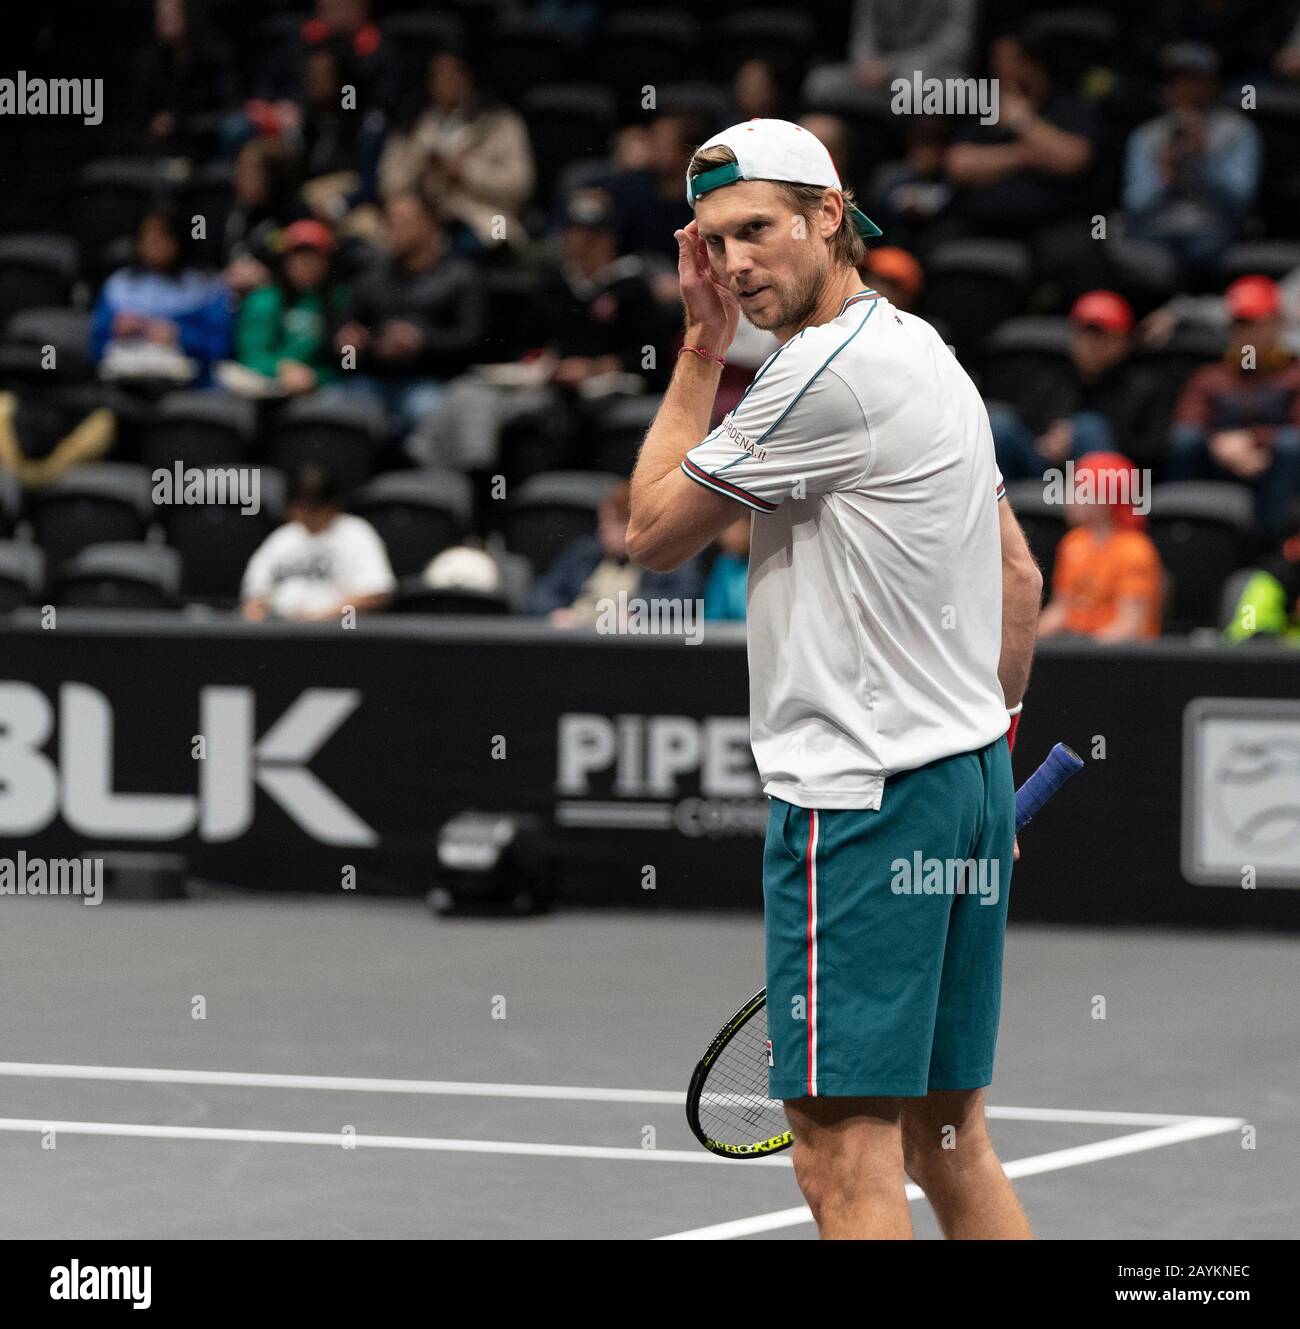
[722,415,767,461]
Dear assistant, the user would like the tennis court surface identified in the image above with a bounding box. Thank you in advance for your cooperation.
[0,889,1290,1240]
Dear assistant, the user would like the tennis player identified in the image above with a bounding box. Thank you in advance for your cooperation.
[627,119,1043,1239]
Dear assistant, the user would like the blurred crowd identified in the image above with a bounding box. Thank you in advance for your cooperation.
[4,0,1300,644]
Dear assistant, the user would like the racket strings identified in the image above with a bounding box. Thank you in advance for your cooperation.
[695,1009,787,1146]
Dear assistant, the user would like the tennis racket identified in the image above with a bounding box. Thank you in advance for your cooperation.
[685,742,1085,1158]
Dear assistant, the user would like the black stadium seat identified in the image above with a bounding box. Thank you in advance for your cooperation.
[919,240,1032,363]
[390,577,511,616]
[158,466,285,603]
[0,541,45,610]
[3,307,95,382]
[507,470,622,573]
[521,84,617,207]
[600,13,701,115]
[0,471,22,538]
[57,542,182,609]
[586,393,661,475]
[70,157,180,277]
[1122,326,1226,467]
[1004,479,1066,595]
[487,13,581,95]
[266,394,387,494]
[0,234,79,332]
[29,463,155,567]
[352,470,473,578]
[979,319,1076,433]
[1217,240,1300,283]
[1147,482,1256,634]
[140,391,257,472]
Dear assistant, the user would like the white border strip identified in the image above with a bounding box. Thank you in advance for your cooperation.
[657,1116,1245,1238]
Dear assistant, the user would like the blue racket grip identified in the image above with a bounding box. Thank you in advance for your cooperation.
[1015,742,1084,832]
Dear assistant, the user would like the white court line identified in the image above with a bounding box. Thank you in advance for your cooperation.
[656,1116,1246,1239]
[0,1063,1223,1127]
[0,1118,790,1166]
[0,1062,684,1105]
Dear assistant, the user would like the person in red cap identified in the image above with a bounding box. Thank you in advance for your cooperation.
[1039,451,1164,641]
[989,289,1137,480]
[1168,274,1300,539]
[235,219,348,394]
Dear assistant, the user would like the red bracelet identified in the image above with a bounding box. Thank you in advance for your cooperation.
[679,344,727,368]
[1006,705,1022,752]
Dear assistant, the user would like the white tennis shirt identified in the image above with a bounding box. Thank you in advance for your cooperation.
[683,289,1009,809]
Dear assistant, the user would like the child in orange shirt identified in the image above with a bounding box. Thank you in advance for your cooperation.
[1038,452,1164,641]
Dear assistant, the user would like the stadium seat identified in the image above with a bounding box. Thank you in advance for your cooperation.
[919,241,1033,362]
[586,393,661,475]
[520,84,617,206]
[655,83,733,131]
[979,319,1076,432]
[139,391,257,472]
[506,470,623,573]
[179,161,236,266]
[600,13,701,114]
[1023,8,1120,85]
[1147,481,1256,634]
[0,541,45,610]
[0,470,22,538]
[1217,240,1300,283]
[70,158,183,276]
[381,11,471,91]
[158,466,285,603]
[29,462,155,567]
[3,307,95,381]
[480,268,543,362]
[709,11,816,79]
[487,12,580,94]
[0,234,79,332]
[1004,479,1066,595]
[799,82,900,177]
[1237,85,1300,238]
[266,394,387,495]
[351,470,473,578]
[1100,237,1180,317]
[57,541,182,609]
[389,577,512,616]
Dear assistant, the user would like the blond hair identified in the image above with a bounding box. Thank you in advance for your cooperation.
[687,144,866,268]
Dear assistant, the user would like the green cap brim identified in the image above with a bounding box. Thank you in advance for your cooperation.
[688,164,883,239]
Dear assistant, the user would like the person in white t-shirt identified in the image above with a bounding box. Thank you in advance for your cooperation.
[241,464,396,621]
[627,119,1044,1239]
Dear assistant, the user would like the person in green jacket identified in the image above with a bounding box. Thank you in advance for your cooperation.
[1225,502,1300,643]
[236,219,348,395]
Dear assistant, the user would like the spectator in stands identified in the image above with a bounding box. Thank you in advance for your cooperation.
[223,136,306,296]
[335,190,486,441]
[130,0,237,151]
[944,28,1098,242]
[864,118,955,252]
[1167,275,1300,540]
[798,113,854,189]
[734,58,791,123]
[240,462,395,621]
[703,516,750,622]
[379,49,534,251]
[527,481,703,626]
[235,219,348,395]
[859,246,924,312]
[991,290,1137,482]
[604,112,703,263]
[1038,452,1164,642]
[91,205,233,386]
[418,189,669,469]
[1122,43,1261,281]
[805,0,973,99]
[252,0,398,115]
[1224,502,1300,644]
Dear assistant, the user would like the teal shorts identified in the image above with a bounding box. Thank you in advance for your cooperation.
[763,737,1014,1100]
